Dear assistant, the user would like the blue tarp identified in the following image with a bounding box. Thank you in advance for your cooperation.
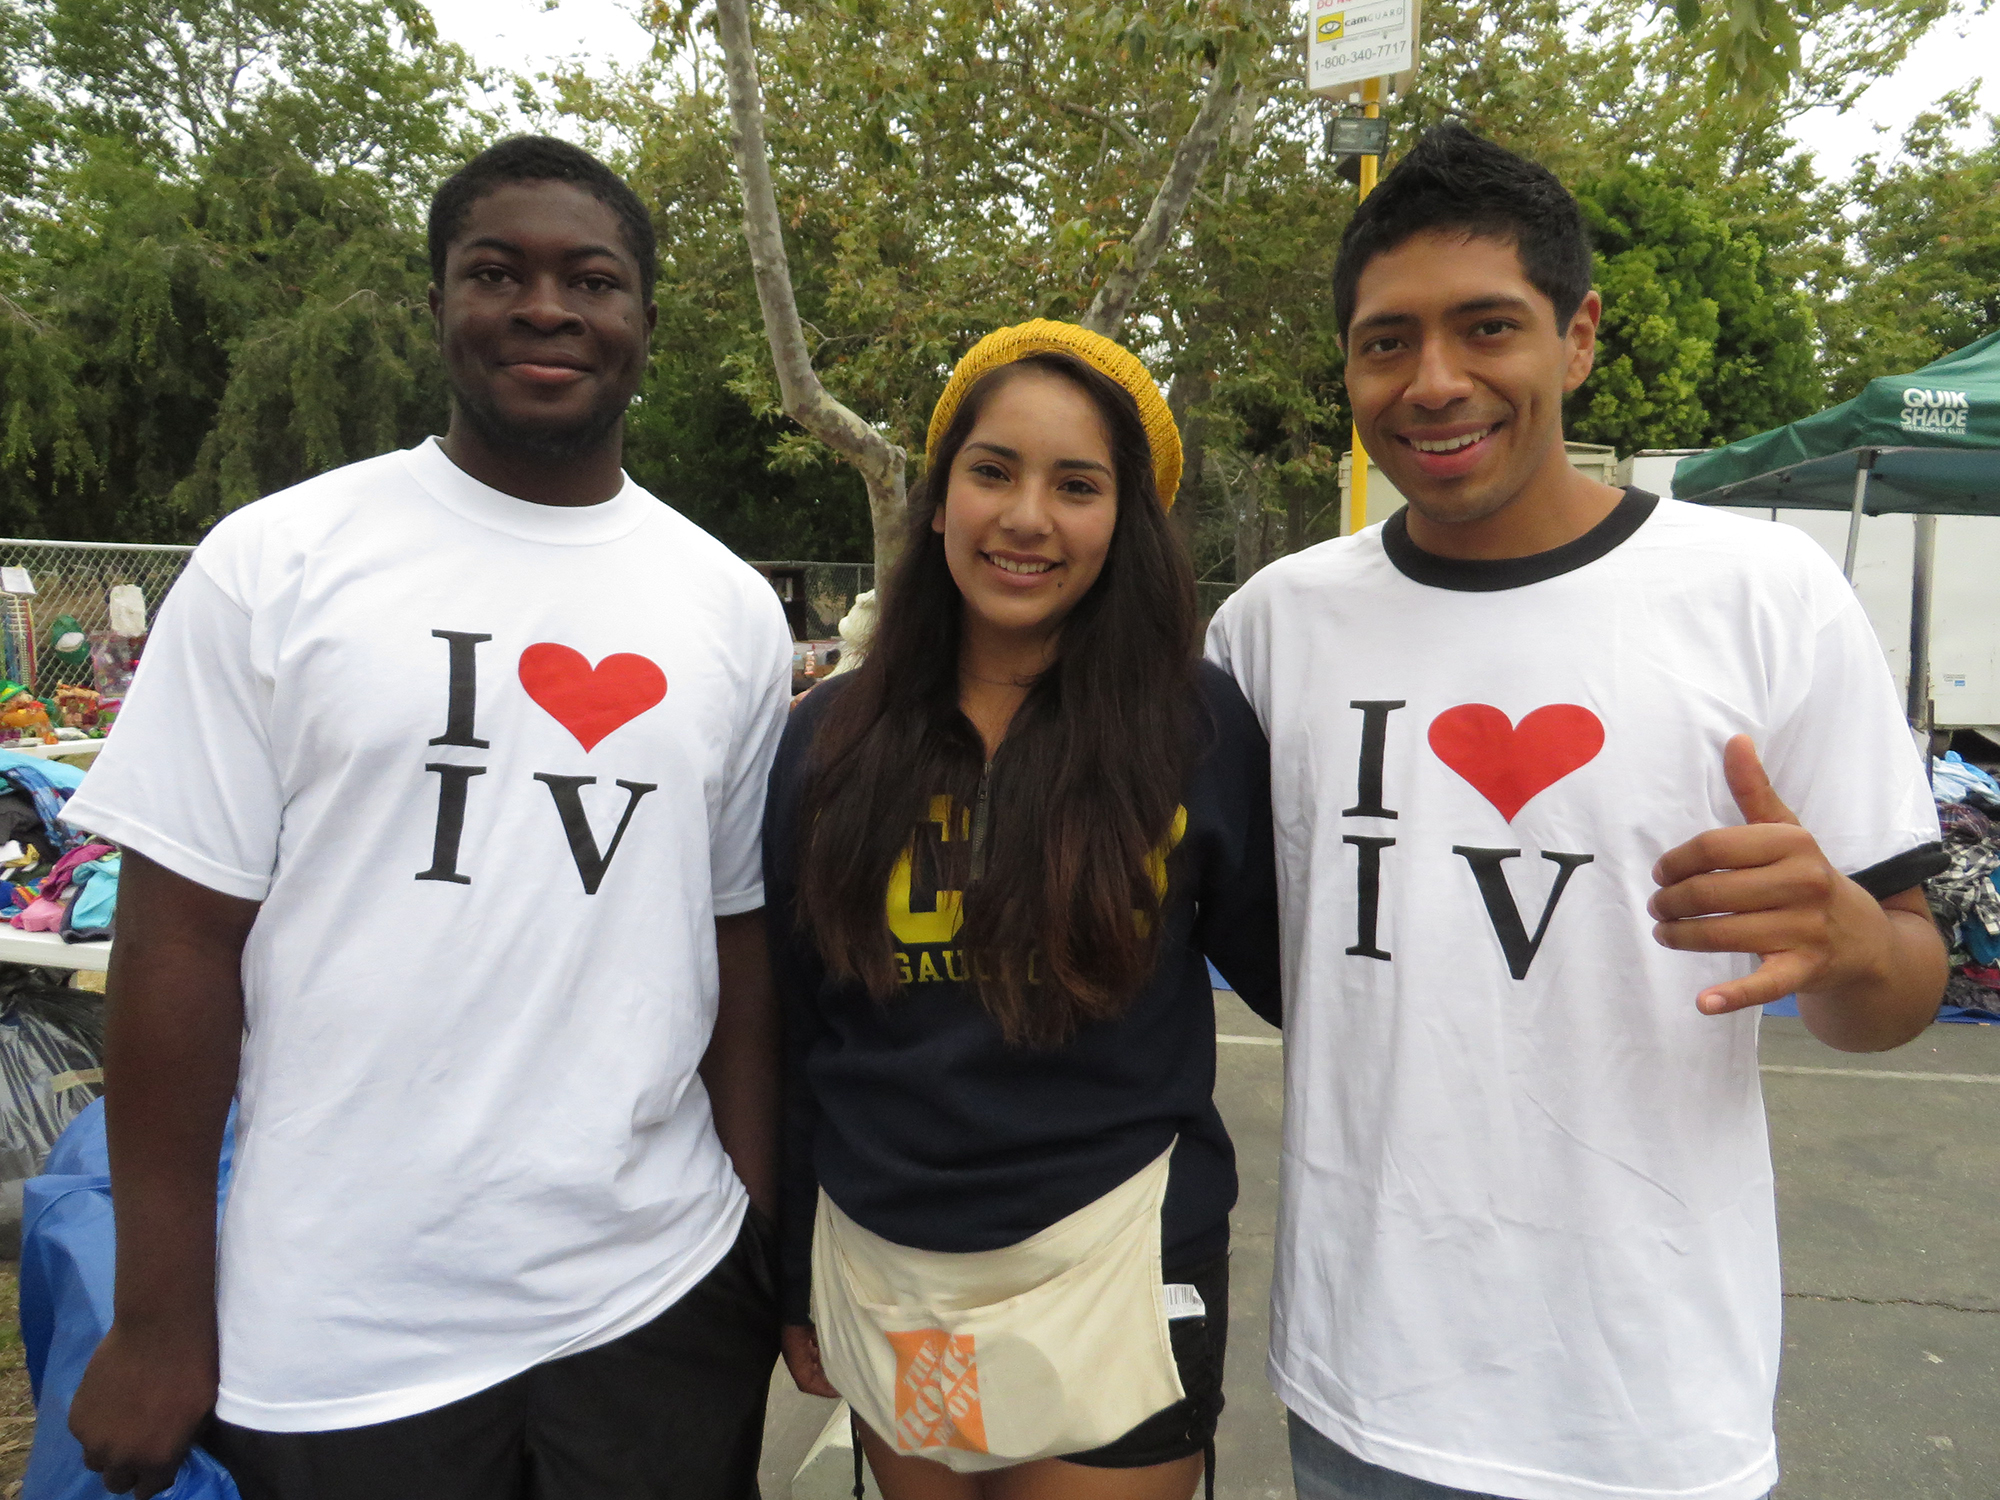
[19,1099,240,1499]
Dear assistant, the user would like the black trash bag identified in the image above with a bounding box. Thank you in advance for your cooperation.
[0,965,104,1182]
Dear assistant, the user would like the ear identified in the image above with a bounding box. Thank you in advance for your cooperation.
[930,503,946,535]
[645,300,658,338]
[1563,289,1602,393]
[427,283,442,326]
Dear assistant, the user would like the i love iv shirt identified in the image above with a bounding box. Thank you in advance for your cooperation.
[62,438,794,1432]
[1206,491,1943,1500]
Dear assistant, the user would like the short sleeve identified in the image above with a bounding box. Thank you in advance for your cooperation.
[1762,587,1941,891]
[708,587,794,915]
[59,557,283,901]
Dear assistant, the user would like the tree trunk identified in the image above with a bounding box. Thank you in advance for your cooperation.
[713,0,908,583]
[1082,53,1244,339]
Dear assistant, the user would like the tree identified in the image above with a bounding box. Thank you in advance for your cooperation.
[644,0,1291,576]
[0,0,485,539]
[1817,94,2000,399]
[1569,164,1821,451]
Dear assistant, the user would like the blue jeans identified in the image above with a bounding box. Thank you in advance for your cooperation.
[1288,1412,1771,1500]
[1289,1412,1510,1500]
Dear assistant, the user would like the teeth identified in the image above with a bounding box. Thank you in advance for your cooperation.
[989,554,1055,575]
[1410,428,1492,453]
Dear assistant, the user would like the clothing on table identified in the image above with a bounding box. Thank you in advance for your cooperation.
[62,855,119,941]
[0,764,81,856]
[60,437,794,1433]
[207,1208,780,1500]
[1208,491,1942,1500]
[10,841,114,931]
[766,662,1281,1328]
[0,792,45,850]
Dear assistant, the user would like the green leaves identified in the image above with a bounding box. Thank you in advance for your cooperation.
[0,0,481,538]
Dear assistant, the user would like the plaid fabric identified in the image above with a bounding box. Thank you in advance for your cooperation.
[1,765,82,856]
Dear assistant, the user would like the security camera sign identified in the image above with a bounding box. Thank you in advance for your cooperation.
[1310,0,1418,93]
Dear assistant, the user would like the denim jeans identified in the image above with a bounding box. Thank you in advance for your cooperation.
[1289,1412,1510,1500]
[1288,1411,1771,1500]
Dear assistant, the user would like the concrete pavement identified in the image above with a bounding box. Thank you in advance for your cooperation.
[765,1000,1999,1500]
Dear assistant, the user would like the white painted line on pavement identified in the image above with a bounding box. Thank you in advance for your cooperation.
[1759,1064,2000,1084]
[1215,1036,2000,1080]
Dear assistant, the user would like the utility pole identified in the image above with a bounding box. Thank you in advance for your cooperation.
[1309,1,1419,534]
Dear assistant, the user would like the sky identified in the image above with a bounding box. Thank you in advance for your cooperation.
[420,0,1999,179]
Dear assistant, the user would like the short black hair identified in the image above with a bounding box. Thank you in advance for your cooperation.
[428,135,659,300]
[1332,121,1591,338]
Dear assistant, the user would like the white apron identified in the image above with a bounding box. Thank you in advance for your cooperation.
[811,1145,1184,1471]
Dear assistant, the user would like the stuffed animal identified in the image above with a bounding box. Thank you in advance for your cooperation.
[52,683,102,730]
[0,681,54,739]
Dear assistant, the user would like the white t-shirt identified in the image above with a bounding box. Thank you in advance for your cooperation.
[1206,493,1940,1500]
[63,438,793,1432]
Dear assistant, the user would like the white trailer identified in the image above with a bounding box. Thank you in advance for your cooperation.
[1623,450,2000,735]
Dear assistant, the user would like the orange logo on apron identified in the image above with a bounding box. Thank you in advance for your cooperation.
[886,1329,989,1453]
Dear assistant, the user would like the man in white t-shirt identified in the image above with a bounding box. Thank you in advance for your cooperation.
[1207,123,1948,1500]
[62,136,794,1500]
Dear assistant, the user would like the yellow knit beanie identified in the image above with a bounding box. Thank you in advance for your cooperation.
[925,320,1183,508]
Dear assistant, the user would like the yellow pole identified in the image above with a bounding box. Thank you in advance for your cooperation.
[1348,84,1381,535]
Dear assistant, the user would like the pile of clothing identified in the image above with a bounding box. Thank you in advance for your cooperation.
[0,752,118,944]
[1924,751,2000,1023]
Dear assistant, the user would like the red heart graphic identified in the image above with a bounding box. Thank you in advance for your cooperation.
[518,643,667,752]
[1427,703,1604,821]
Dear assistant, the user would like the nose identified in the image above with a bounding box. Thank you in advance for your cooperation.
[996,481,1056,539]
[1403,335,1476,411]
[512,272,585,334]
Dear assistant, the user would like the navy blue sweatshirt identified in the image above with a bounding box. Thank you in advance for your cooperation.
[765,661,1281,1322]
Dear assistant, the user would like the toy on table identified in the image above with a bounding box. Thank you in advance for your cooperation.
[51,685,102,731]
[0,681,54,742]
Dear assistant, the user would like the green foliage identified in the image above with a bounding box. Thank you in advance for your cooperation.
[0,0,1988,569]
[1570,166,1820,450]
[1818,93,2000,399]
[0,0,481,539]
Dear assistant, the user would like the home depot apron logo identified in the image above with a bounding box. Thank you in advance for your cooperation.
[886,1329,988,1453]
[1901,388,1970,434]
[811,1146,1183,1471]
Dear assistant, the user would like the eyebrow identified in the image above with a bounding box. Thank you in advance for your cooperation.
[1350,294,1537,335]
[964,441,1112,476]
[461,236,629,266]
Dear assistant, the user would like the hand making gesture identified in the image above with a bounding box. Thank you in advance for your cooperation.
[1648,735,1947,1049]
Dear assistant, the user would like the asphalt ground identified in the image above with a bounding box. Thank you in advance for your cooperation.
[766,999,1999,1500]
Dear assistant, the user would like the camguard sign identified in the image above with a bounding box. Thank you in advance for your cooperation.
[1901,387,1970,434]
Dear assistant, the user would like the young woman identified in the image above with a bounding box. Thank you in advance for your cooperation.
[764,321,1280,1500]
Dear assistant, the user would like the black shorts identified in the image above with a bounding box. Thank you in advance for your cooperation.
[1061,1252,1228,1469]
[207,1208,781,1500]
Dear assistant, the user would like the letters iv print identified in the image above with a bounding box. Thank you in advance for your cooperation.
[1341,700,1604,979]
[885,1329,989,1455]
[417,632,668,893]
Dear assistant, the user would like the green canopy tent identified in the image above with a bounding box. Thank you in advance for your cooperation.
[1673,331,2000,735]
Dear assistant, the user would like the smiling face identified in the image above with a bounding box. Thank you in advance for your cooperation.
[430,179,655,464]
[931,366,1120,650]
[1344,229,1600,531]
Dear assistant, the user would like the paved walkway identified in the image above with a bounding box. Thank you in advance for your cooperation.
[767,1000,1999,1500]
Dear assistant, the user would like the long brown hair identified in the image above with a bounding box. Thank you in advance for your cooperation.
[796,353,1200,1048]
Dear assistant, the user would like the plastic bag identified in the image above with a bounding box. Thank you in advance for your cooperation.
[0,993,101,1183]
[21,1101,242,1499]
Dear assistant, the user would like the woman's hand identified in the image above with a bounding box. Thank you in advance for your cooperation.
[781,1322,841,1398]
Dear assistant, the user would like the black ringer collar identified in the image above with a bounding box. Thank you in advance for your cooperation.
[1381,487,1660,592]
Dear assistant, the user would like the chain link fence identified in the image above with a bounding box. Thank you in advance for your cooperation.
[749,561,876,640]
[0,540,193,702]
